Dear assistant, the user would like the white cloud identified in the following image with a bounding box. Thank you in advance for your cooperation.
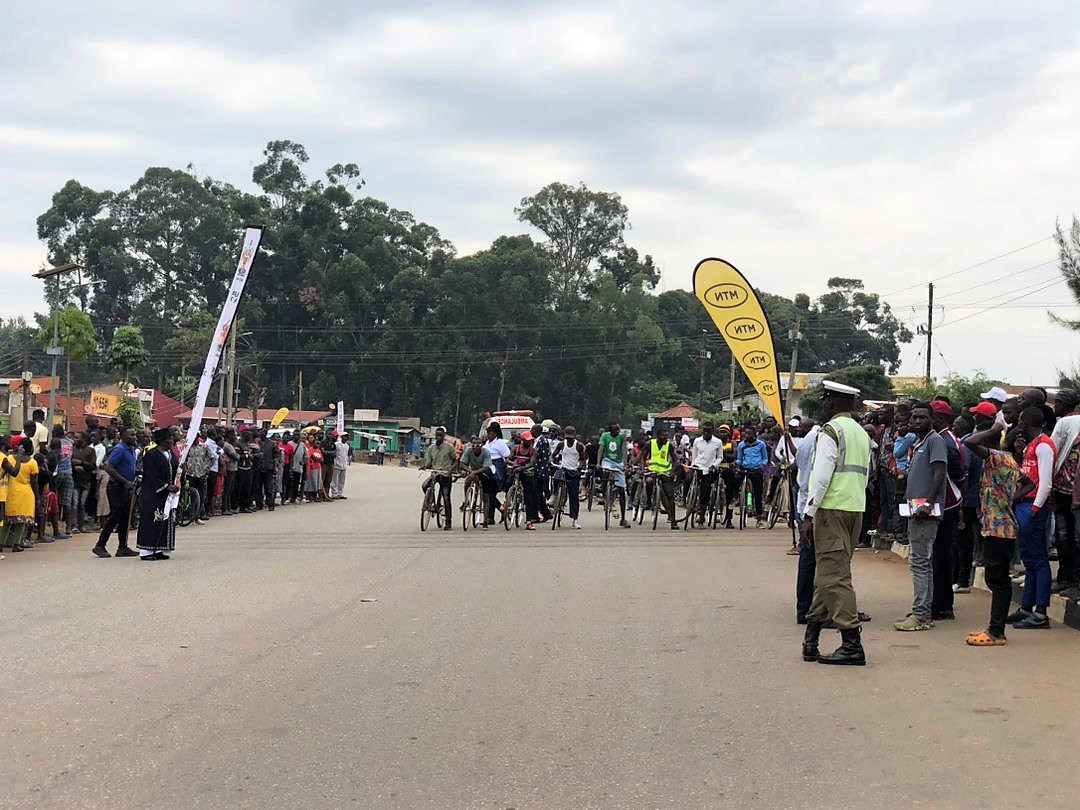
[0,124,139,152]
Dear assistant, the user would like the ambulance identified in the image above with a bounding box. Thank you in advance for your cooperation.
[480,409,540,436]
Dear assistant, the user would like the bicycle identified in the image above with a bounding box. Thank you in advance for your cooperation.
[502,471,524,531]
[176,476,202,528]
[460,476,485,531]
[708,469,728,529]
[579,467,597,512]
[420,472,448,531]
[767,466,792,530]
[551,473,567,530]
[737,469,753,531]
[682,467,699,529]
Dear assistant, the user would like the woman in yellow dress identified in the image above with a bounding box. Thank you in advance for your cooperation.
[2,438,39,553]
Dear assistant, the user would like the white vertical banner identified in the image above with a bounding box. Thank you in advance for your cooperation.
[166,226,263,512]
[336,400,345,436]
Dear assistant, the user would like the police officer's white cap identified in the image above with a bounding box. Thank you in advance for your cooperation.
[822,380,860,397]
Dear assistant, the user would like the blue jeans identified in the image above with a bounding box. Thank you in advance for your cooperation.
[1016,501,1051,610]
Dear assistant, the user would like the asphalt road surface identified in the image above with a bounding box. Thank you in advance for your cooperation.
[3,465,1080,809]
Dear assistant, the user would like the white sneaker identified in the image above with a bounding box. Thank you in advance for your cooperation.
[571,519,581,530]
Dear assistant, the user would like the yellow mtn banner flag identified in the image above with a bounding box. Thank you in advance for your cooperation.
[693,258,784,424]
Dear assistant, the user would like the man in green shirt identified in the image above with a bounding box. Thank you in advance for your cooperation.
[421,427,457,531]
[597,421,631,528]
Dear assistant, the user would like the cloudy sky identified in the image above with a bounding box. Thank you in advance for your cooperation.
[3,0,1079,384]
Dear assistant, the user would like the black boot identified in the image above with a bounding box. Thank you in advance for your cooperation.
[818,626,866,666]
[802,620,822,662]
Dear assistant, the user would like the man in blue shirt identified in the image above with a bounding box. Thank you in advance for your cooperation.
[93,427,139,558]
[736,425,769,527]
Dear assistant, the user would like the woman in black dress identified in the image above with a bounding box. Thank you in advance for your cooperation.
[137,427,179,561]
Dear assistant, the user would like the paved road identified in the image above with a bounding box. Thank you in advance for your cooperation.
[3,465,1079,809]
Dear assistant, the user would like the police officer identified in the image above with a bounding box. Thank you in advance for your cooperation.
[800,381,871,666]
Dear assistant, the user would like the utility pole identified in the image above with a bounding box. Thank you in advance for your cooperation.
[728,353,736,414]
[297,368,304,413]
[225,325,237,427]
[697,330,711,409]
[47,300,62,427]
[925,282,934,387]
[496,343,512,412]
[787,310,803,412]
[217,341,227,423]
[21,351,30,427]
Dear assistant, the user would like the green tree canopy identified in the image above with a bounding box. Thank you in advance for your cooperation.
[106,325,149,386]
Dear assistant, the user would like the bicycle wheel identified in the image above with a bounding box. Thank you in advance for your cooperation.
[178,488,200,527]
[435,492,444,528]
[711,481,726,530]
[501,486,513,531]
[460,484,471,532]
[420,486,434,531]
[552,483,565,530]
[586,472,595,512]
[651,479,661,531]
[513,484,523,527]
[471,485,483,529]
[683,474,698,529]
[767,483,783,529]
[738,479,748,530]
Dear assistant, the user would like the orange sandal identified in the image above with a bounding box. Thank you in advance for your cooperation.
[966,630,1006,647]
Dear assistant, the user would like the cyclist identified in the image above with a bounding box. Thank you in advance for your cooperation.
[597,422,631,528]
[689,422,724,527]
[717,425,739,528]
[640,425,680,530]
[551,425,586,530]
[510,430,548,530]
[484,422,512,516]
[420,426,455,531]
[736,424,769,528]
[461,436,495,529]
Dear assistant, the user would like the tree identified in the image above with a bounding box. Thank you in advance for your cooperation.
[1053,216,1080,330]
[516,182,629,306]
[799,365,894,419]
[798,278,913,373]
[894,371,1005,408]
[37,307,97,410]
[106,326,149,387]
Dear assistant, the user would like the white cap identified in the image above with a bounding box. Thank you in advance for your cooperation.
[788,417,801,427]
[980,386,1008,403]
[540,419,558,429]
[822,380,860,397]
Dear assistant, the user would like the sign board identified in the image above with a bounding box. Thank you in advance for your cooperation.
[681,417,700,430]
[640,419,653,432]
[336,400,345,436]
[353,408,380,421]
[89,390,121,417]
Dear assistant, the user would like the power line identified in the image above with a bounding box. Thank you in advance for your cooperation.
[936,277,1066,331]
[882,235,1055,297]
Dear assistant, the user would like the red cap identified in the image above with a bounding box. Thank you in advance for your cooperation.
[930,400,954,417]
[521,431,534,442]
[969,402,997,419]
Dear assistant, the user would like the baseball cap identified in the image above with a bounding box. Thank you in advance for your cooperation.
[788,417,801,427]
[521,431,534,442]
[930,400,954,417]
[980,386,1008,403]
[969,402,998,419]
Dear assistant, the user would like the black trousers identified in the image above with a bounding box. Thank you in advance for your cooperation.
[97,482,132,550]
[259,470,275,508]
[436,474,453,526]
[1054,491,1078,584]
[560,471,581,520]
[237,468,253,510]
[952,506,978,588]
[695,471,718,517]
[931,508,959,615]
[286,470,303,502]
[983,535,1014,637]
[796,537,816,622]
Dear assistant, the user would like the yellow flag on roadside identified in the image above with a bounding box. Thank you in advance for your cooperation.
[270,407,290,427]
[693,258,784,424]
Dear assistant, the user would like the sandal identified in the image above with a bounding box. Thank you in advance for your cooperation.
[857,611,872,623]
[966,630,1006,647]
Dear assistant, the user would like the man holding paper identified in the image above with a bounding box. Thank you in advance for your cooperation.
[894,403,947,632]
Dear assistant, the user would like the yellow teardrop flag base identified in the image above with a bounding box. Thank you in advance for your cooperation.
[693,258,784,424]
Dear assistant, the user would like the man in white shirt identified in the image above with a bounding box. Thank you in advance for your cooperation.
[689,423,724,526]
[331,431,351,499]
